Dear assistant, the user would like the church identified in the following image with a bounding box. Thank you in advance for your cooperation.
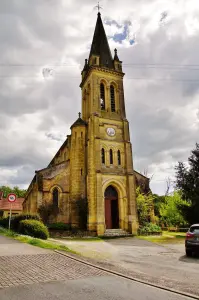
[23,12,150,236]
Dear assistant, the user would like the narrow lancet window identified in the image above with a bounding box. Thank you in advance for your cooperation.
[100,83,105,110]
[101,148,105,164]
[110,85,115,112]
[110,149,113,165]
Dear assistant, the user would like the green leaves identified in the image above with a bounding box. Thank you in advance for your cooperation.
[0,186,26,198]
[159,191,189,226]
[175,143,199,224]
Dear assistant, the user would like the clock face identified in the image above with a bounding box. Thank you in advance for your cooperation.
[106,127,116,137]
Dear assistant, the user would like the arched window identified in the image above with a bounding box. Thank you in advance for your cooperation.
[117,150,121,165]
[101,148,105,164]
[53,188,59,207]
[100,83,105,110]
[110,149,113,165]
[110,85,115,112]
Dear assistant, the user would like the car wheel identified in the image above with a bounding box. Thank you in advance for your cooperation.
[186,249,192,257]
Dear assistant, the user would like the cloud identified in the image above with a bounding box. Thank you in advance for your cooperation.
[0,0,199,195]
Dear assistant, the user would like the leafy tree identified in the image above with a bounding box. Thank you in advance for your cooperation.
[153,194,166,218]
[0,186,26,198]
[136,188,155,225]
[159,191,189,226]
[175,143,199,224]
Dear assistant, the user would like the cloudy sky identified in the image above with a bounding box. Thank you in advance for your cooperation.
[0,0,199,195]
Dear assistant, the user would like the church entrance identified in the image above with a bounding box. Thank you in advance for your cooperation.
[105,186,119,229]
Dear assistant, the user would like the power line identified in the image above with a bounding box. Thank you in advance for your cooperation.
[1,63,199,70]
[1,75,199,82]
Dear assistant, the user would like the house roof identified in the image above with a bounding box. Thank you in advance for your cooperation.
[0,198,24,211]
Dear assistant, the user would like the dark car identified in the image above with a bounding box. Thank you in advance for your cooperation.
[185,224,199,257]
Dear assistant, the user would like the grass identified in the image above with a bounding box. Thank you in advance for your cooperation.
[0,227,76,254]
[55,237,102,241]
[138,231,186,244]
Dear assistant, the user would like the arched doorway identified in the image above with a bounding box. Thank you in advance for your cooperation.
[105,185,119,229]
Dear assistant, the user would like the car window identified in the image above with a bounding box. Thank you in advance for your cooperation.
[190,226,199,233]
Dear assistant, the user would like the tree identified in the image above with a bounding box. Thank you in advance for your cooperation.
[136,188,155,225]
[0,186,26,198]
[159,191,189,226]
[175,143,199,224]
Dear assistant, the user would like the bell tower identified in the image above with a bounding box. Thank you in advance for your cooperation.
[80,12,138,235]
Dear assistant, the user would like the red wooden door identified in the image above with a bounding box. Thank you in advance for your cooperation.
[105,199,112,229]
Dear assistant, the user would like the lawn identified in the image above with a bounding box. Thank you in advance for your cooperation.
[0,227,76,253]
[138,231,186,244]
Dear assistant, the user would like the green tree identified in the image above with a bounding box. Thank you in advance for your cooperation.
[175,143,199,224]
[159,191,189,226]
[136,188,154,225]
[0,186,26,198]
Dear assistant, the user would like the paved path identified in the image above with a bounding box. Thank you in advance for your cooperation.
[0,234,50,256]
[52,237,199,297]
[0,274,194,300]
[0,234,197,299]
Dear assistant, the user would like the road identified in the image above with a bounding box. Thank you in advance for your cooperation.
[0,234,197,300]
[53,236,199,296]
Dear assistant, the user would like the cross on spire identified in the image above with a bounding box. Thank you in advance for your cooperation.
[95,1,102,13]
[78,112,81,118]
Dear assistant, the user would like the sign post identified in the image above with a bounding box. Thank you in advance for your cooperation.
[7,193,17,230]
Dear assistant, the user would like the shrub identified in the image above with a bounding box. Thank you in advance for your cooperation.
[11,214,41,232]
[48,223,71,231]
[0,217,9,228]
[19,219,49,240]
[139,223,162,235]
[38,204,59,224]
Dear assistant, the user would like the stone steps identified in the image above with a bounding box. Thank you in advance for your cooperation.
[103,229,131,237]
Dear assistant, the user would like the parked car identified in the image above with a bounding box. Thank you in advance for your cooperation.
[185,224,199,257]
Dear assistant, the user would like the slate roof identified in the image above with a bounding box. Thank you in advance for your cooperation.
[70,117,87,129]
[89,12,114,69]
[0,198,24,211]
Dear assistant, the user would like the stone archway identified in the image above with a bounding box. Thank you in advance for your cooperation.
[104,185,119,229]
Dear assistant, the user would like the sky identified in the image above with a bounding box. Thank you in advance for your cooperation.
[0,0,199,195]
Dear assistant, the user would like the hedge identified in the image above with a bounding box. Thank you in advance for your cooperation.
[48,223,71,231]
[19,219,49,240]
[138,223,162,235]
[11,214,41,232]
[0,217,9,228]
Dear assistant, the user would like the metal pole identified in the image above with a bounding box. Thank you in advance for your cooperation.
[8,203,12,230]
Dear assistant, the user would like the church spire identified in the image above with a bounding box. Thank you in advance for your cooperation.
[89,12,114,69]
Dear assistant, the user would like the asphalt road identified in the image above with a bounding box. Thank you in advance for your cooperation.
[0,276,194,300]
[0,234,196,300]
[55,236,199,296]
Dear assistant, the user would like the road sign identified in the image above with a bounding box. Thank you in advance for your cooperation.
[8,193,17,203]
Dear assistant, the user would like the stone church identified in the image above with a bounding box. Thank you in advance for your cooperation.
[23,12,150,236]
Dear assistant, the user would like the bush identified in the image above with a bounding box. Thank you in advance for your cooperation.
[11,214,41,232]
[0,217,9,228]
[139,223,162,235]
[48,223,71,231]
[19,219,49,240]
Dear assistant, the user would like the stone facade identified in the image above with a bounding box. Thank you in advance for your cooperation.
[23,12,149,236]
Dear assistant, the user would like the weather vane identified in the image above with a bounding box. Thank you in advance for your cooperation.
[94,1,103,13]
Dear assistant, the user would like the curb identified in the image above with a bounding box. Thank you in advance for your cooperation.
[55,250,198,299]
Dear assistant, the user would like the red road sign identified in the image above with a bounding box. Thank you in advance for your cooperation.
[7,193,17,203]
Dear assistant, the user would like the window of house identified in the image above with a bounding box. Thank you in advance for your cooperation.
[117,150,121,165]
[100,83,105,110]
[110,149,113,165]
[101,148,105,164]
[110,85,115,112]
[53,188,59,207]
